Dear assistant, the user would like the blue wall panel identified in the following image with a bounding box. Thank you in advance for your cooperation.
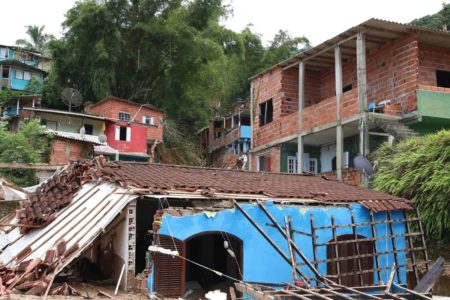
[151,202,407,290]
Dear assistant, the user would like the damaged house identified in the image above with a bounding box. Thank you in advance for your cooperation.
[0,158,439,298]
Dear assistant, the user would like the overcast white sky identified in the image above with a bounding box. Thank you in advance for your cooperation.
[0,0,444,47]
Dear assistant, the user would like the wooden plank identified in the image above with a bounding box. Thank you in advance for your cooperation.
[415,209,430,272]
[313,217,420,230]
[0,163,64,171]
[404,212,420,285]
[385,263,396,293]
[351,213,364,286]
[285,216,297,280]
[387,212,401,283]
[331,216,341,285]
[315,232,422,247]
[310,214,319,273]
[414,256,445,293]
[370,211,383,284]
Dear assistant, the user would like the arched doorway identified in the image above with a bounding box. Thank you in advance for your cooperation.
[185,231,243,297]
[327,234,374,286]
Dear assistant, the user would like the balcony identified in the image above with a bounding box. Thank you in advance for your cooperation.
[209,125,251,152]
[302,89,358,132]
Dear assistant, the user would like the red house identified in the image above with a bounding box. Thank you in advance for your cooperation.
[85,96,164,161]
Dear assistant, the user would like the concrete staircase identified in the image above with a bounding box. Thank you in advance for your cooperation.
[369,114,419,140]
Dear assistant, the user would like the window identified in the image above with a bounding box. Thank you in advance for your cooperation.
[142,115,155,125]
[24,71,31,81]
[115,126,131,141]
[119,112,131,122]
[309,158,318,174]
[15,70,24,80]
[2,66,9,79]
[258,155,271,172]
[287,156,298,173]
[436,70,450,88]
[84,124,93,135]
[259,99,273,126]
[342,83,352,93]
[0,48,7,58]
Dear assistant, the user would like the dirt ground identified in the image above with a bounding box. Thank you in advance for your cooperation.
[4,283,148,300]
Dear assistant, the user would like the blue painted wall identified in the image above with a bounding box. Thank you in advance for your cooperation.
[152,202,407,290]
[10,68,44,91]
[240,125,251,139]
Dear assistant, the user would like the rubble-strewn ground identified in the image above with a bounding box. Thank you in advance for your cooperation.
[6,283,148,299]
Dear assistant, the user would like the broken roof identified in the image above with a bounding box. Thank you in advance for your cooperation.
[106,162,414,212]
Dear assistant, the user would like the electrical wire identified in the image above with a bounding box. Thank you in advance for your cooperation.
[219,231,243,278]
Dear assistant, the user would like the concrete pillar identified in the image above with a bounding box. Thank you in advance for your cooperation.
[249,81,254,169]
[297,135,304,174]
[357,32,369,158]
[335,46,343,181]
[297,61,305,174]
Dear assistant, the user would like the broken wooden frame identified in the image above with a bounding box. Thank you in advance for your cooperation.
[304,208,430,286]
[234,200,433,299]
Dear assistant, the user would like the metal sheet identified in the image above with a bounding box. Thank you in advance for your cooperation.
[0,183,138,268]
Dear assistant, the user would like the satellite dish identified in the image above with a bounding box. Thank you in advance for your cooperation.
[61,88,83,112]
[98,134,107,144]
[354,155,374,177]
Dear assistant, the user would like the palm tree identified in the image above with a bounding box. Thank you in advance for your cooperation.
[15,25,53,53]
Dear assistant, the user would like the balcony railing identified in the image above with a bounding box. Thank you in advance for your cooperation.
[209,125,251,152]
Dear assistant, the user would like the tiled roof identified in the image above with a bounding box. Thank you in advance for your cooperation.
[107,162,414,212]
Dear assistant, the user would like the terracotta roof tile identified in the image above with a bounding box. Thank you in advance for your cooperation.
[109,162,414,212]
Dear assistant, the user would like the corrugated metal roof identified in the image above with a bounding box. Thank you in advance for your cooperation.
[47,130,104,145]
[94,145,119,155]
[23,107,106,121]
[250,18,450,79]
[0,183,137,268]
[0,178,28,201]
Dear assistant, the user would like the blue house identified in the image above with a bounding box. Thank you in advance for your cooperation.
[0,161,430,298]
[0,45,48,92]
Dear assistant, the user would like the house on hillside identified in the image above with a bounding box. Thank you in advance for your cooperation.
[3,95,164,166]
[249,19,450,184]
[0,45,50,92]
[0,158,433,298]
[199,99,251,167]
[85,96,164,161]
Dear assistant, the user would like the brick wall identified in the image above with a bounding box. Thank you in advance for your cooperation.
[252,34,420,148]
[86,96,164,142]
[321,167,361,186]
[418,43,450,87]
[251,146,281,172]
[50,137,93,165]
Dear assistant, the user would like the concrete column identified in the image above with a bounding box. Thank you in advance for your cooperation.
[249,81,254,169]
[335,46,343,180]
[357,32,369,157]
[298,61,305,130]
[297,61,305,174]
[297,135,304,174]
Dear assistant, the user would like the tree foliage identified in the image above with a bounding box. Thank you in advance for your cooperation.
[411,2,450,30]
[0,120,50,186]
[46,0,309,131]
[371,130,450,244]
[15,25,54,54]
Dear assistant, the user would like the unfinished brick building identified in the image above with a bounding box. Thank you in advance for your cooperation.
[249,19,450,183]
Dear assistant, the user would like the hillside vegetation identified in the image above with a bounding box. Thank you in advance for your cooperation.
[371,130,450,244]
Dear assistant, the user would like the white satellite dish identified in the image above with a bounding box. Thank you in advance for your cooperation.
[354,155,374,177]
[98,134,107,144]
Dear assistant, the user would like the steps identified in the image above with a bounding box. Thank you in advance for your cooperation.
[369,114,419,140]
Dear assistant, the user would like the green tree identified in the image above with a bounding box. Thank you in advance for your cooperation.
[25,75,43,94]
[15,25,54,54]
[411,2,450,30]
[371,130,450,244]
[0,120,49,186]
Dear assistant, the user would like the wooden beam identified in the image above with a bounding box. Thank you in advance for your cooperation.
[0,163,63,171]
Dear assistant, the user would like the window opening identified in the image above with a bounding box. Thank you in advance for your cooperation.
[343,83,352,93]
[84,124,93,135]
[287,156,298,173]
[436,70,450,88]
[259,99,273,126]
[119,112,131,122]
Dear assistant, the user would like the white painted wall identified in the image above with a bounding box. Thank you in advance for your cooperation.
[320,143,336,172]
[37,112,104,135]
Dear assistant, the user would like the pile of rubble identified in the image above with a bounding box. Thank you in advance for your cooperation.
[0,240,79,296]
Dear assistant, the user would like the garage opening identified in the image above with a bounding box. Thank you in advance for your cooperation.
[185,232,242,298]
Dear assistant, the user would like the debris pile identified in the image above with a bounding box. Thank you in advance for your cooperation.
[0,240,80,296]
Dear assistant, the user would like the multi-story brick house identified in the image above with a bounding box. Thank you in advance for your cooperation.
[199,99,251,167]
[249,19,450,183]
[85,96,164,161]
[0,45,49,91]
[4,95,164,165]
